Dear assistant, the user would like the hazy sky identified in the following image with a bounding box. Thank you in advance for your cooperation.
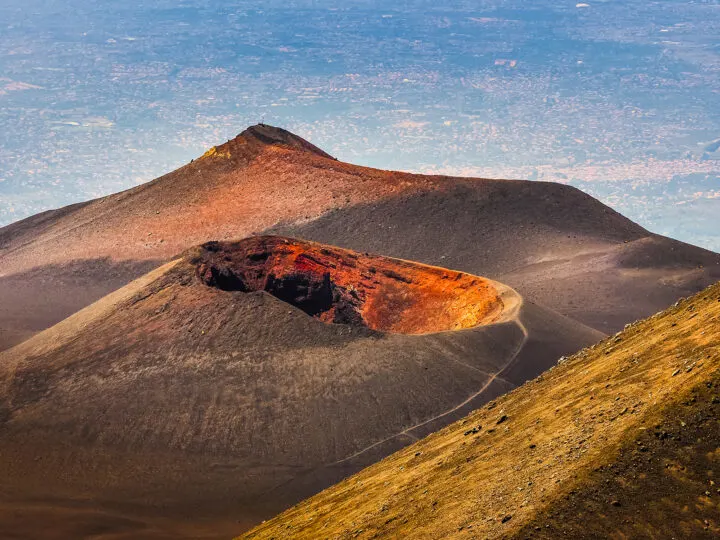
[1,0,719,249]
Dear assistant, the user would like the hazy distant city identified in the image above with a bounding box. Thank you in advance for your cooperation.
[1,0,719,249]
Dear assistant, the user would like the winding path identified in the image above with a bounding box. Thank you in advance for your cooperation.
[330,310,529,467]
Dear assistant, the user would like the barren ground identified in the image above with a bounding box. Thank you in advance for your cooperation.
[243,282,720,539]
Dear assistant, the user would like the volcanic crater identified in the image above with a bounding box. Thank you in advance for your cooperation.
[194,236,504,334]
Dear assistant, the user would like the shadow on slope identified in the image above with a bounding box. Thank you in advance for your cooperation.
[0,257,160,351]
[272,183,720,332]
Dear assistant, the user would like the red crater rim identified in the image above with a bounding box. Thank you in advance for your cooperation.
[193,236,504,334]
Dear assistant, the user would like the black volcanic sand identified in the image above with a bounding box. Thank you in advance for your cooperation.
[0,246,600,539]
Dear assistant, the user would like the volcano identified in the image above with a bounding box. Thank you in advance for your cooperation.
[1,125,718,350]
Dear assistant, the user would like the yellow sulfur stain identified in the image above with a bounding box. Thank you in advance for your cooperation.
[200,146,231,160]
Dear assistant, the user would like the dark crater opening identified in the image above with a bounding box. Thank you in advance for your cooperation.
[202,265,249,292]
[195,237,366,325]
[265,272,334,317]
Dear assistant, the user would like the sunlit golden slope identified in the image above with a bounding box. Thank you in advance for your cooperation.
[243,281,720,540]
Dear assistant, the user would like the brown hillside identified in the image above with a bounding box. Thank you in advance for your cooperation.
[0,237,601,539]
[0,125,439,349]
[243,280,720,540]
[1,125,718,349]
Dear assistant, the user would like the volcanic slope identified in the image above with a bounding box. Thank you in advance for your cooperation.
[243,281,720,540]
[2,125,719,350]
[0,236,601,539]
[273,185,720,334]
